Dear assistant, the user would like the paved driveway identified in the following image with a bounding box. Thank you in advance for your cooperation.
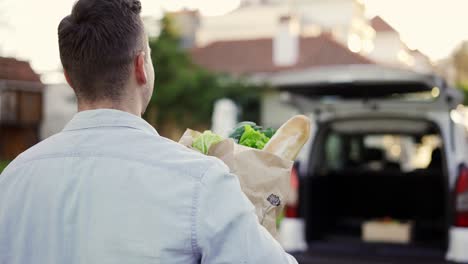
[291,241,449,264]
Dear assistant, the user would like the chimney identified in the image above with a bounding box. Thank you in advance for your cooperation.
[273,15,300,66]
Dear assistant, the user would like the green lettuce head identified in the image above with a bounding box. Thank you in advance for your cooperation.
[192,131,224,154]
[239,125,270,150]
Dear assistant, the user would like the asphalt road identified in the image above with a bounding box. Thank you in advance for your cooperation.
[293,253,450,264]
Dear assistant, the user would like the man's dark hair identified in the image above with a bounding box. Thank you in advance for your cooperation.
[58,0,145,101]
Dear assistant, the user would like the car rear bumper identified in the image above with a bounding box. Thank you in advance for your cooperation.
[447,227,468,263]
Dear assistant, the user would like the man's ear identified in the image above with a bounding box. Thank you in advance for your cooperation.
[64,70,74,88]
[135,52,147,85]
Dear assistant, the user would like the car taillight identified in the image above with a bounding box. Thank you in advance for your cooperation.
[285,166,299,218]
[455,165,468,227]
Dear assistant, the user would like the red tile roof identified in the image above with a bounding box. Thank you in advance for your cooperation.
[190,34,373,75]
[0,57,42,83]
[371,16,397,33]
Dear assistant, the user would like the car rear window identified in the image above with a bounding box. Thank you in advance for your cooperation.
[323,133,442,173]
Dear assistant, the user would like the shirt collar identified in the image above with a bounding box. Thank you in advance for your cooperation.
[62,109,159,136]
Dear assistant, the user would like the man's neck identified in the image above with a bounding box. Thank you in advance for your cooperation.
[77,100,142,117]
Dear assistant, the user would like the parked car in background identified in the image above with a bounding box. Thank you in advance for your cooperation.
[278,65,468,264]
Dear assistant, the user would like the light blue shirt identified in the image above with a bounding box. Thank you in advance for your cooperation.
[0,109,297,264]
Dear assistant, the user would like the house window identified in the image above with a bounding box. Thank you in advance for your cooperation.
[0,91,17,122]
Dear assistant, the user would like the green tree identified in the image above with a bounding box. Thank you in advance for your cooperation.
[0,160,9,173]
[456,82,468,105]
[454,42,468,85]
[453,41,468,105]
[145,14,261,139]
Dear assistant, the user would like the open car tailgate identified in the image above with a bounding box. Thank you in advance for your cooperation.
[273,65,463,114]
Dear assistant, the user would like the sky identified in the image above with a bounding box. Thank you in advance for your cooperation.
[362,0,468,57]
[0,0,467,83]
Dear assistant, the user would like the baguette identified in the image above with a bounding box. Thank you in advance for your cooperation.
[263,115,311,161]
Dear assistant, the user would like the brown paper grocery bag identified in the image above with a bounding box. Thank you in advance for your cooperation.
[179,129,293,238]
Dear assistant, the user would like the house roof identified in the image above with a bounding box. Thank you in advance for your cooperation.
[410,49,430,59]
[190,34,374,75]
[371,16,397,33]
[168,8,199,16]
[0,57,42,83]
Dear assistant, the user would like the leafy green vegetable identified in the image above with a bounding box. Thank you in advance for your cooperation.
[229,121,276,144]
[192,131,224,154]
[229,121,257,143]
[239,125,271,149]
[261,127,276,139]
[228,127,245,143]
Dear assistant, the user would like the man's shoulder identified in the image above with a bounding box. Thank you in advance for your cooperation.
[91,129,228,179]
[6,129,228,180]
[5,133,63,170]
[138,135,228,178]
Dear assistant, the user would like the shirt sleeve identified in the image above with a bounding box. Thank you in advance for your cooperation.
[195,160,298,264]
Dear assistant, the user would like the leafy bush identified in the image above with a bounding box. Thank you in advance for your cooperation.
[144,15,263,139]
[0,161,10,173]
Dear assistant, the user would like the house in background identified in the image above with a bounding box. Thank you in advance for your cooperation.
[369,16,432,73]
[40,83,77,140]
[142,0,436,127]
[0,57,43,160]
[191,17,374,127]
[169,9,200,49]
[290,0,374,56]
[196,0,374,56]
[369,16,407,66]
[185,1,436,127]
[167,0,432,73]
